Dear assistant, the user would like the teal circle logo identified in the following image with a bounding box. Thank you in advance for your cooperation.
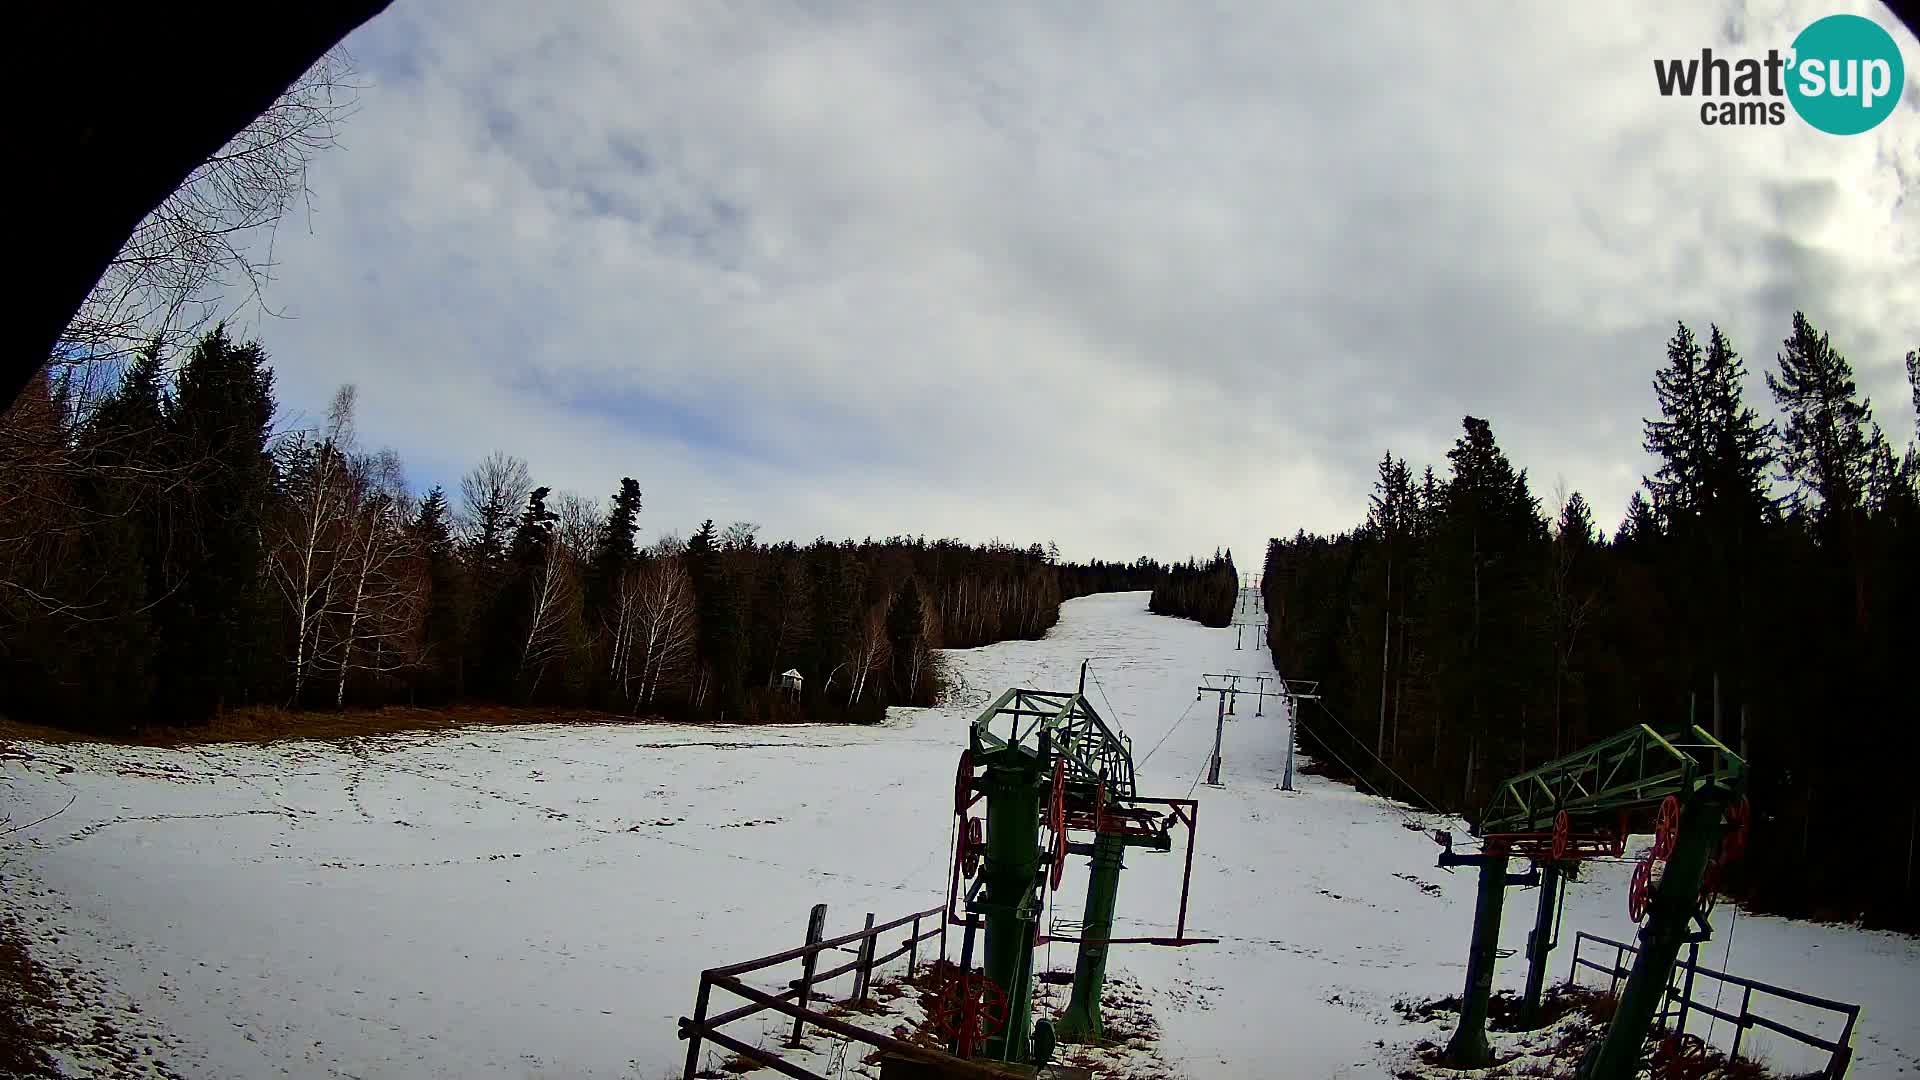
[1787,14,1905,135]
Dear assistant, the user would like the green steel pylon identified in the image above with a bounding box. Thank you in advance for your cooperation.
[1055,830,1126,1040]
[1442,849,1523,1067]
[972,735,1047,1064]
[1579,791,1729,1080]
[1520,862,1563,1028]
[954,672,1211,1065]
[1437,724,1745,1071]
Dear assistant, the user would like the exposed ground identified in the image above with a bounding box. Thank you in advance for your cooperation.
[0,703,678,748]
[2,592,1915,1078]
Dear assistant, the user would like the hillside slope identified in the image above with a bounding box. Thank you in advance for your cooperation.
[2,592,1913,1078]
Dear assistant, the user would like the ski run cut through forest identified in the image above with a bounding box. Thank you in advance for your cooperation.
[3,592,1916,1079]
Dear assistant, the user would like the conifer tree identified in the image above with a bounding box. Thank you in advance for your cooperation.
[154,326,278,717]
[886,576,929,703]
[412,486,465,700]
[1768,312,1880,523]
[587,477,641,615]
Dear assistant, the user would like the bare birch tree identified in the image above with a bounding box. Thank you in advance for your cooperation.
[846,605,890,706]
[551,490,603,566]
[269,385,357,703]
[518,530,581,696]
[621,557,698,710]
[323,449,424,707]
[59,53,362,373]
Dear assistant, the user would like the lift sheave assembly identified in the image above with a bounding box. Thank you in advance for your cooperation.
[939,666,1214,1068]
[1433,723,1750,1080]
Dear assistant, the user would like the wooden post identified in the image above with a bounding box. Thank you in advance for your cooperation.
[1730,986,1753,1060]
[681,977,713,1080]
[788,903,828,1047]
[908,913,922,974]
[851,912,877,1003]
[938,907,950,971]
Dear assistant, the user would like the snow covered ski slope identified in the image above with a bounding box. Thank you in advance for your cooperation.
[3,591,1916,1078]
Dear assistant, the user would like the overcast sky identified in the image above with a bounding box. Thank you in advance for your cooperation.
[245,1,1920,568]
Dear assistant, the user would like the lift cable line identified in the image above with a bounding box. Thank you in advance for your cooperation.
[1306,697,1449,818]
[1137,696,1199,769]
[1086,666,1130,745]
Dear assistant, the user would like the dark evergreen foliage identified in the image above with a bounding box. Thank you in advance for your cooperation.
[0,327,1169,735]
[1263,314,1919,930]
[1148,550,1237,626]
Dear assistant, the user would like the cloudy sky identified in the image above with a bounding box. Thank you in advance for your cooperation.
[245,1,1920,568]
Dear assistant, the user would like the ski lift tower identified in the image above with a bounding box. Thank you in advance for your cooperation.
[944,662,1214,1065]
[1432,724,1748,1079]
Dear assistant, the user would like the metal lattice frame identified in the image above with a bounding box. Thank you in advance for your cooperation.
[1479,724,1746,835]
[970,687,1136,802]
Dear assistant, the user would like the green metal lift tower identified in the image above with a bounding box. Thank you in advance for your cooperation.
[1433,724,1748,1080]
[941,665,1212,1066]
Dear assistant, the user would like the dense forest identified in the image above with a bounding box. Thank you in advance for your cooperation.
[1147,551,1239,626]
[1264,312,1919,930]
[0,328,1167,734]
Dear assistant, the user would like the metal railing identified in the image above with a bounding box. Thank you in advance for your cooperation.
[1566,931,1862,1079]
[678,902,1017,1080]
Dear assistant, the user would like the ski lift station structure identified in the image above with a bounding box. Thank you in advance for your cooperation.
[1433,722,1750,1080]
[943,662,1215,1067]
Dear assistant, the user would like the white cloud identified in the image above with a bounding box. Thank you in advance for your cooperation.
[246,0,1920,565]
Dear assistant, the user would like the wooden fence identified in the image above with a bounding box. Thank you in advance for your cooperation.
[1566,930,1862,1078]
[678,902,1030,1080]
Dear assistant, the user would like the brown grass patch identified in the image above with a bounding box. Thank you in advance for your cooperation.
[0,703,677,748]
[0,920,61,1079]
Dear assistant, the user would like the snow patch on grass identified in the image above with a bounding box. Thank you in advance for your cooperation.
[1,592,1915,1079]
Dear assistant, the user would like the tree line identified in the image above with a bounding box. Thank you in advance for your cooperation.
[1148,551,1239,627]
[0,327,1168,733]
[1263,312,1918,930]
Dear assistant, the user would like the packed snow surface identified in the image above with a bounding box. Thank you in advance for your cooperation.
[3,592,1916,1078]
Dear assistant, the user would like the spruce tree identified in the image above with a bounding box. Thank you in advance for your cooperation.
[886,576,927,703]
[154,326,278,719]
[1432,416,1547,802]
[1767,312,1879,522]
[1906,347,1918,440]
[687,518,746,718]
[412,487,465,700]
[586,477,641,615]
[1616,491,1660,548]
[1643,321,1709,520]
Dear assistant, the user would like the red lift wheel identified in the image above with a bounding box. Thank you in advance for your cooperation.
[1722,797,1751,863]
[1652,795,1682,861]
[1047,759,1068,890]
[1628,854,1654,922]
[933,972,1008,1058]
[954,749,975,817]
[1551,810,1571,861]
[959,816,984,878]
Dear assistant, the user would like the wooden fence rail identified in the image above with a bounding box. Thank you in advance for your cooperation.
[678,902,950,1080]
[1566,930,1861,1079]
